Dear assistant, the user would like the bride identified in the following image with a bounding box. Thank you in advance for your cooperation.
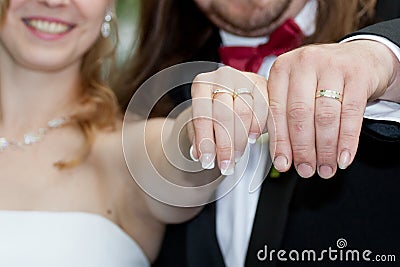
[0,0,268,266]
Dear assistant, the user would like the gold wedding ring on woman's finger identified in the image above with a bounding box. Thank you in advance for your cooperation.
[212,88,253,99]
[315,89,343,103]
[234,88,253,99]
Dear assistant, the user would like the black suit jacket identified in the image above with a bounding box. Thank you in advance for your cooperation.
[154,19,400,267]
[375,0,400,21]
[349,18,400,46]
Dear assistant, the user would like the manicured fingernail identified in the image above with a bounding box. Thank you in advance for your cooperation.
[235,151,242,163]
[273,155,288,171]
[339,150,351,169]
[248,133,259,144]
[318,165,334,179]
[220,160,234,176]
[189,145,199,162]
[296,163,314,178]
[201,153,215,169]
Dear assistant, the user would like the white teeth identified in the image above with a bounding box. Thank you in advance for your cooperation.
[28,19,70,34]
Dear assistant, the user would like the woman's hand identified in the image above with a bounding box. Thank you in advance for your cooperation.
[189,66,269,175]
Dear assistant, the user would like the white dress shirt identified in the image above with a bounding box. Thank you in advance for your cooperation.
[342,34,400,123]
[215,1,400,267]
[216,1,318,267]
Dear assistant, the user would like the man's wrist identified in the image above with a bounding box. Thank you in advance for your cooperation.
[342,36,400,102]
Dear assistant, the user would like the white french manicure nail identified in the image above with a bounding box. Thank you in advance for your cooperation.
[248,133,259,144]
[234,151,242,163]
[189,145,199,162]
[220,160,234,176]
[201,153,215,169]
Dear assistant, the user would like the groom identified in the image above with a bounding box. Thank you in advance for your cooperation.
[119,1,400,266]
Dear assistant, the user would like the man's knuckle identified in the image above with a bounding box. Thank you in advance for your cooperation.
[315,108,339,127]
[317,147,336,159]
[340,131,359,140]
[341,101,364,117]
[296,46,320,64]
[270,57,289,74]
[288,102,312,121]
[292,143,312,156]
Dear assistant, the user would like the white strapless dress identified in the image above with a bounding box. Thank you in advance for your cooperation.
[0,211,150,267]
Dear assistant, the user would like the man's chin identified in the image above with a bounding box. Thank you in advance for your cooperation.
[212,17,276,37]
[214,22,274,37]
[221,27,274,37]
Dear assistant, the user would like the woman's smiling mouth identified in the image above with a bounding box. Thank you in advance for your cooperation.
[22,17,75,36]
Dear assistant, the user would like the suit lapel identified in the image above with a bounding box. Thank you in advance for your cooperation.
[186,202,226,267]
[245,169,298,267]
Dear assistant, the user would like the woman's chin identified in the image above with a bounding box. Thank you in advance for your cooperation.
[18,62,70,73]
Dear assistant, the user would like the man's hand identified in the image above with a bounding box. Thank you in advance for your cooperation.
[268,40,400,178]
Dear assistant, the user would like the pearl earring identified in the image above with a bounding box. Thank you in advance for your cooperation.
[101,9,113,38]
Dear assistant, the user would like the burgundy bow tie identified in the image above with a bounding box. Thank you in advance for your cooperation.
[219,19,304,73]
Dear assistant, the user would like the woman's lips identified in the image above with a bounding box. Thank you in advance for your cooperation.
[22,17,76,40]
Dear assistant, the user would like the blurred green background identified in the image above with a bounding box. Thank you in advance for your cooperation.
[116,0,140,63]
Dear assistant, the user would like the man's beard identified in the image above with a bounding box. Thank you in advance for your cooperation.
[210,0,293,35]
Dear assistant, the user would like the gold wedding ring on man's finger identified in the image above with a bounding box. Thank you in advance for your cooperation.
[315,89,343,103]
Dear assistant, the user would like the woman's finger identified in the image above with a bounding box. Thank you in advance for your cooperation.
[233,91,253,162]
[213,90,235,175]
[191,73,216,169]
[244,73,268,144]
